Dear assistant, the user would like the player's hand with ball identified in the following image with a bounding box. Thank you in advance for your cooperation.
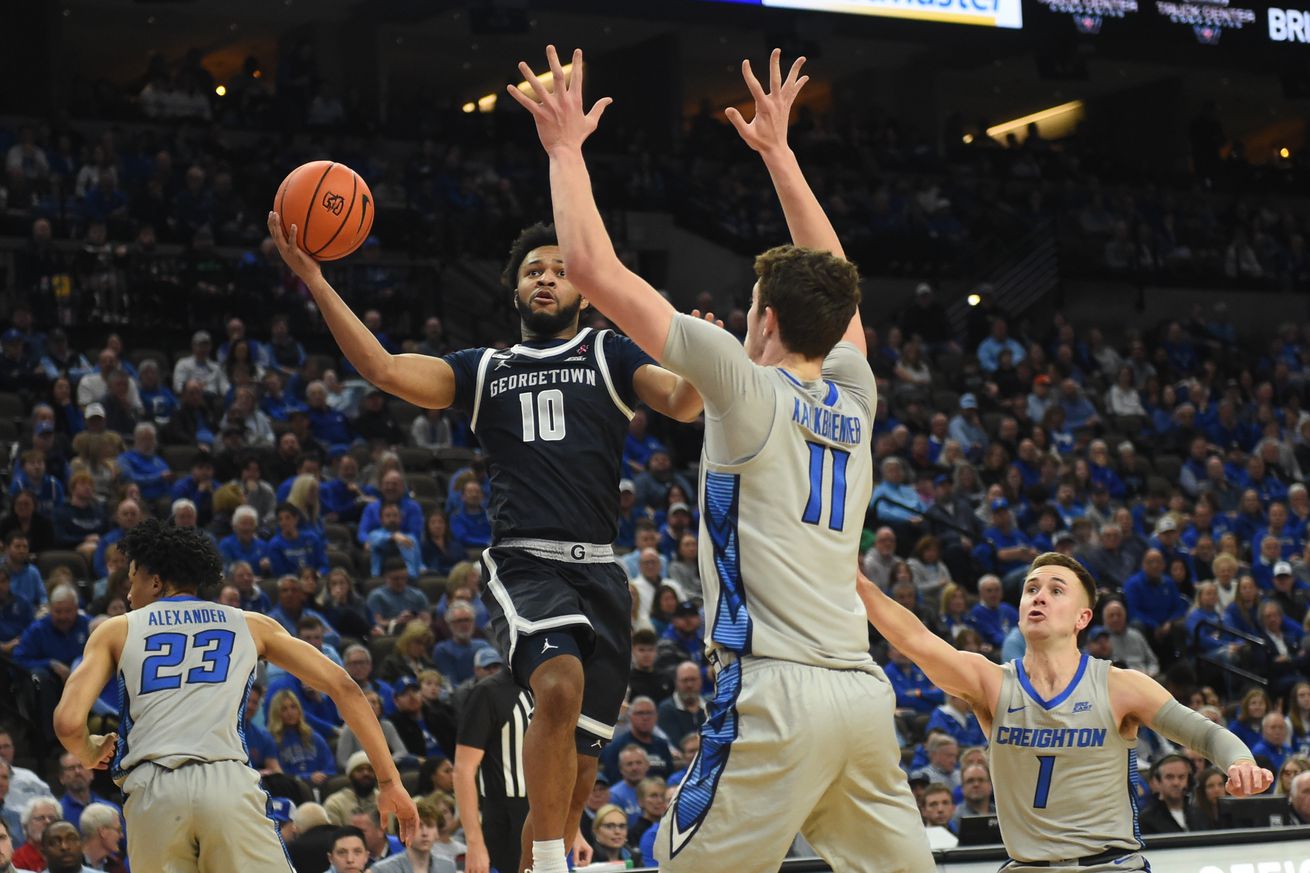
[268,211,323,285]
[1225,759,1274,797]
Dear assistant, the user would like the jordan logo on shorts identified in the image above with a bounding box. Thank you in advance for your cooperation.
[541,639,558,654]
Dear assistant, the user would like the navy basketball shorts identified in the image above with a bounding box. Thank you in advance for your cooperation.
[480,538,632,755]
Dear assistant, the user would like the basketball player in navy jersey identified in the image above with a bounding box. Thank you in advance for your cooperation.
[53,519,417,872]
[267,212,706,873]
[859,552,1271,871]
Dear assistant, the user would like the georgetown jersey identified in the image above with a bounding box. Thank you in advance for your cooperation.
[661,314,876,671]
[990,655,1143,863]
[112,597,259,784]
[444,328,653,544]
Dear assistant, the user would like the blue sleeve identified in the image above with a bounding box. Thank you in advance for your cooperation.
[441,348,487,413]
[312,534,329,574]
[638,822,659,865]
[357,502,381,544]
[921,683,945,707]
[925,709,949,736]
[606,334,657,410]
[14,623,51,671]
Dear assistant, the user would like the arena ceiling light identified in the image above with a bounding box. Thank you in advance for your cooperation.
[464,62,575,114]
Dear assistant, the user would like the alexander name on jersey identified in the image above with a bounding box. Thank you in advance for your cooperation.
[488,366,598,398]
[146,606,233,627]
[790,397,862,446]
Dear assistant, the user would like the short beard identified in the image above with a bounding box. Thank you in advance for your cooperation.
[516,293,582,338]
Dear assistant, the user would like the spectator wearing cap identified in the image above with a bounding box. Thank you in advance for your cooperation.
[947,394,988,460]
[432,602,491,686]
[449,645,507,717]
[656,601,707,683]
[323,752,381,826]
[1270,562,1309,624]
[172,330,229,396]
[633,449,695,516]
[901,283,957,353]
[578,772,611,850]
[116,422,173,503]
[1026,374,1055,423]
[657,502,694,562]
[1149,516,1194,583]
[615,479,649,552]
[1083,624,1118,662]
[976,317,1025,374]
[391,676,449,759]
[975,498,1037,594]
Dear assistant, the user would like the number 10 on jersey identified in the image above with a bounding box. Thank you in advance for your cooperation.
[520,389,566,442]
[803,441,850,532]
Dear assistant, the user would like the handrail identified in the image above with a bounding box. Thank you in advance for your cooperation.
[1191,615,1269,688]
[870,495,975,539]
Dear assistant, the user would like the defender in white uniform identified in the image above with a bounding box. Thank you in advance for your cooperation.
[859,552,1273,872]
[53,519,418,872]
[509,46,932,873]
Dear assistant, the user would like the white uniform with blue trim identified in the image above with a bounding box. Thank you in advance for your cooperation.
[653,314,933,873]
[991,655,1148,871]
[113,595,293,872]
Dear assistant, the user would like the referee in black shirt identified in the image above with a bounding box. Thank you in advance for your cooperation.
[454,665,533,873]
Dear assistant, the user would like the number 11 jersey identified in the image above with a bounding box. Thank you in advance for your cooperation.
[112,596,259,783]
[443,328,653,545]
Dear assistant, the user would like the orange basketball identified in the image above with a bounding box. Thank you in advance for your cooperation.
[273,160,374,261]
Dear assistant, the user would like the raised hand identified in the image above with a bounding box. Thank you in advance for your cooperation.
[505,45,612,154]
[267,211,324,285]
[725,48,809,156]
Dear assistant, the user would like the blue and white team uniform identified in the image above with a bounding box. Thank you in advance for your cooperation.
[652,315,933,873]
[112,596,293,872]
[443,327,654,751]
[991,655,1148,871]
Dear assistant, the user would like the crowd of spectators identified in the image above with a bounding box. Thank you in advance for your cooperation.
[4,51,1310,872]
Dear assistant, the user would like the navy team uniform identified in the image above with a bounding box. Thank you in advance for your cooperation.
[443,327,653,752]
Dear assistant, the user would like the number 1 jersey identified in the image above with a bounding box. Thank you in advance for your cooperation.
[112,597,259,783]
[443,328,653,545]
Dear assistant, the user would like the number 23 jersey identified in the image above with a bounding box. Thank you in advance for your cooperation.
[443,328,653,545]
[113,597,260,782]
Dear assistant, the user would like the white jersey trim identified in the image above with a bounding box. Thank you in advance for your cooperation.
[469,348,498,433]
[577,714,615,740]
[509,328,593,359]
[482,549,594,665]
[593,330,636,421]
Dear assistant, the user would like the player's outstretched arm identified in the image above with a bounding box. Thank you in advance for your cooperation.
[857,570,998,712]
[1112,666,1272,796]
[249,612,420,842]
[53,617,126,770]
[266,212,457,410]
[453,744,490,873]
[727,49,864,355]
[507,46,677,362]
